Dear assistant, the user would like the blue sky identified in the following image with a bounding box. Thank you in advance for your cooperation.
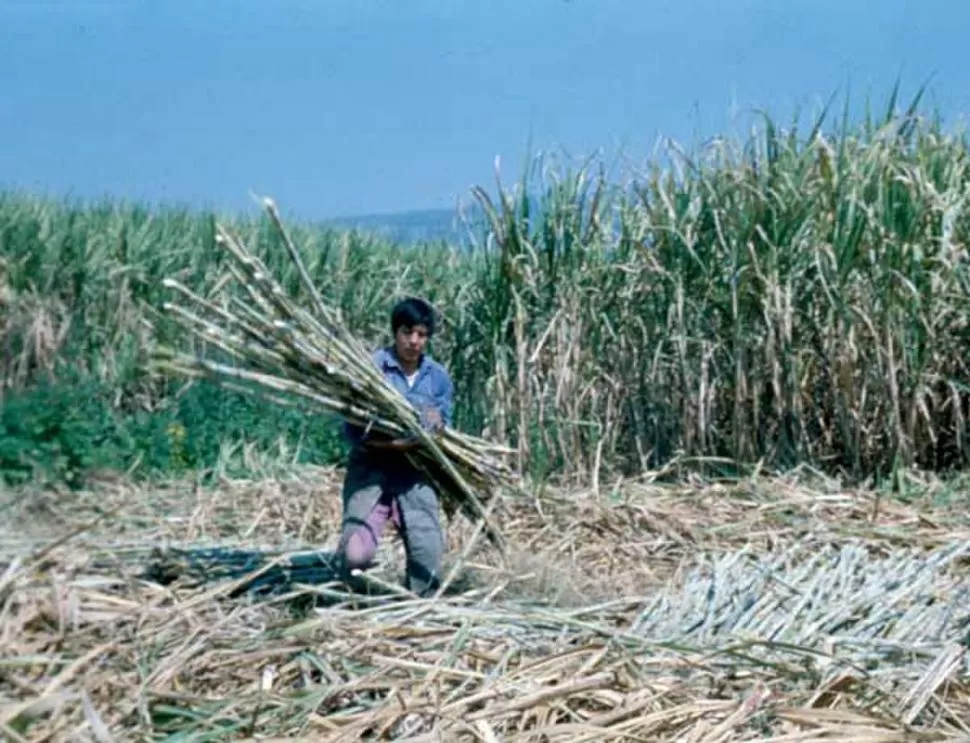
[1,0,966,220]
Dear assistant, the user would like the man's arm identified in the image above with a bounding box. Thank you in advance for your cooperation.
[438,370,454,428]
[342,418,372,447]
[420,368,454,434]
[344,417,420,453]
[364,436,420,452]
[342,348,411,450]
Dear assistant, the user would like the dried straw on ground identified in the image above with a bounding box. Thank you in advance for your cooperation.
[2,470,969,740]
[153,197,515,550]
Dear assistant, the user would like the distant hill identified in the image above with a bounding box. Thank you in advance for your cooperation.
[324,206,479,246]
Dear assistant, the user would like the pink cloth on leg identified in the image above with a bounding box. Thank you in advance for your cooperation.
[343,491,402,569]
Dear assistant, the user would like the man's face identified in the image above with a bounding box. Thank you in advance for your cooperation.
[394,324,430,365]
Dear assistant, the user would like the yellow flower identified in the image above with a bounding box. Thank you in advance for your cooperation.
[166,422,187,469]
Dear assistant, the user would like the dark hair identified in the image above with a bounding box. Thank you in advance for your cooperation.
[391,296,437,336]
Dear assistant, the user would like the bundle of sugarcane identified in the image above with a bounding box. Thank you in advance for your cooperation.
[153,198,514,551]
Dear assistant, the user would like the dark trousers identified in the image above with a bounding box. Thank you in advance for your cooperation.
[337,458,444,597]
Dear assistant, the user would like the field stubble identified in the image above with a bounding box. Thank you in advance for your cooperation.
[1,468,969,741]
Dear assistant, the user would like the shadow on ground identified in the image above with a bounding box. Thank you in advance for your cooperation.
[139,546,481,608]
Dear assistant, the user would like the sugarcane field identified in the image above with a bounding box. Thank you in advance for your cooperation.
[2,6,970,740]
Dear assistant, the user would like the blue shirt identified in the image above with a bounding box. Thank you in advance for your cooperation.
[342,346,454,453]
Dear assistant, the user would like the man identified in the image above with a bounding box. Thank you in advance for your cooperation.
[337,296,454,597]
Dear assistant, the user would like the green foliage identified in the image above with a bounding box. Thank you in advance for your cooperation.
[0,366,346,488]
[0,370,131,487]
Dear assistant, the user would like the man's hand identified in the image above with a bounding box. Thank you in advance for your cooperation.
[423,407,445,434]
[388,436,421,452]
[363,435,421,453]
[359,406,443,455]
